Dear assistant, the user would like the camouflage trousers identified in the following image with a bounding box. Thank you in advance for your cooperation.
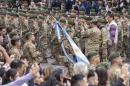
[99,44,108,61]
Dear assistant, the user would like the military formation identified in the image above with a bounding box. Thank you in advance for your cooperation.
[0,5,129,65]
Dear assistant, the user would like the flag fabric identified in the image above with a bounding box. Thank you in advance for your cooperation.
[53,21,90,65]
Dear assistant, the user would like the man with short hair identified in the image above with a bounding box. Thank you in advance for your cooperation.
[71,74,88,86]
[109,52,123,86]
[87,52,100,70]
[9,37,23,59]
[105,13,118,55]
[84,20,101,55]
[23,32,40,63]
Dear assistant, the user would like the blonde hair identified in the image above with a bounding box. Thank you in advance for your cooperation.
[73,62,89,76]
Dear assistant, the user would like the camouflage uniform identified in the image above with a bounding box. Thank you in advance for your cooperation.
[37,16,49,62]
[100,26,108,61]
[85,25,101,55]
[122,16,129,57]
[9,47,23,59]
[23,41,40,63]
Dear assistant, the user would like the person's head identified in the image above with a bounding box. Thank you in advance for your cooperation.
[0,25,4,36]
[43,66,54,81]
[52,68,67,83]
[71,74,87,86]
[105,12,114,23]
[2,28,6,35]
[9,32,18,39]
[20,55,29,68]
[11,37,21,48]
[2,68,17,85]
[114,14,120,21]
[90,20,97,28]
[25,32,35,42]
[73,62,88,76]
[10,59,26,76]
[87,70,98,86]
[87,52,100,65]
[6,27,13,34]
[109,52,123,66]
[96,67,108,86]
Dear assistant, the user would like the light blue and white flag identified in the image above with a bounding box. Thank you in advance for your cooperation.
[53,21,90,65]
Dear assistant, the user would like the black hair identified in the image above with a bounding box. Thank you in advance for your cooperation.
[10,59,24,69]
[0,67,5,77]
[11,37,20,46]
[106,12,114,19]
[6,27,13,34]
[96,67,108,86]
[0,25,5,31]
[71,74,85,86]
[87,69,95,79]
[2,68,17,85]
[53,68,63,81]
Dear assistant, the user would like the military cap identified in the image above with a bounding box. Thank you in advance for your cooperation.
[90,19,98,25]
[9,12,18,17]
[60,18,66,24]
[19,13,28,17]
[68,19,75,25]
[96,62,110,70]
[66,29,72,33]
[111,8,116,12]
[90,12,96,16]
[87,52,98,60]
[9,32,18,39]
[79,11,85,15]
[108,52,121,62]
[24,32,33,40]
[42,7,48,10]
[85,17,93,21]
[12,8,17,12]
[6,8,12,12]
[29,15,37,19]
[41,9,50,14]
[18,9,27,13]
[0,11,6,15]
[38,16,45,20]
[79,15,92,21]
[52,7,61,11]
[28,10,41,14]
[91,9,95,13]
[97,18,107,24]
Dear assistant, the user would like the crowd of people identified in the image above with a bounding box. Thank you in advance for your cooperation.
[0,0,129,86]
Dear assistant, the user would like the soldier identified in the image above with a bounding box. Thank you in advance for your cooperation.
[114,14,123,56]
[0,11,6,26]
[23,32,40,63]
[19,11,29,37]
[10,12,19,30]
[108,52,123,86]
[121,12,129,57]
[84,20,101,55]
[37,15,49,62]
[87,52,100,70]
[97,19,108,61]
[9,37,23,59]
